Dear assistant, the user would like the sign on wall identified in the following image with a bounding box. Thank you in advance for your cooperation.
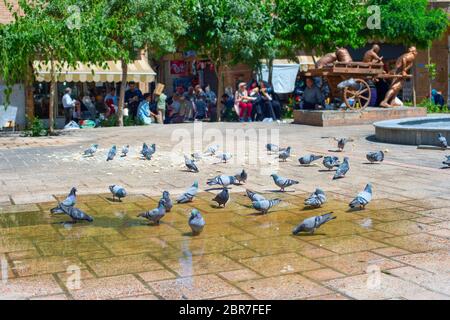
[170,60,187,75]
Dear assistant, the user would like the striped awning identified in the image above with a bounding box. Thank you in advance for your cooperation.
[33,60,156,83]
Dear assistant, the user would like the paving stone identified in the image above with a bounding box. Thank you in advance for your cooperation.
[310,235,386,254]
[0,275,63,299]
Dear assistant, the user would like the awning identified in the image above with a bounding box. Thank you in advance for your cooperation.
[33,60,156,83]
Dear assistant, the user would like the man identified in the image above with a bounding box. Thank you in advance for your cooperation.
[380,47,418,107]
[302,78,324,110]
[183,86,196,121]
[124,81,143,119]
[363,44,383,63]
[62,87,77,125]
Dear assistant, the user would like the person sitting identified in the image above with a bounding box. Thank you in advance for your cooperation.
[249,87,263,121]
[235,82,255,122]
[137,93,158,125]
[125,81,143,119]
[220,93,236,122]
[168,94,187,124]
[431,89,445,108]
[204,84,217,121]
[194,94,207,120]
[260,82,281,120]
[301,78,324,110]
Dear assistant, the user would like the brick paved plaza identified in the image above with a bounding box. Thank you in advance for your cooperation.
[0,122,449,300]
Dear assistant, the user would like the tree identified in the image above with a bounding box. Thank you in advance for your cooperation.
[183,0,275,119]
[0,0,113,132]
[365,0,448,49]
[99,0,187,126]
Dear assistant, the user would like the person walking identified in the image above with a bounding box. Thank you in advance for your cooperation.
[62,87,77,125]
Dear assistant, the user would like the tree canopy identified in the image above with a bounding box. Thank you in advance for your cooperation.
[365,0,449,48]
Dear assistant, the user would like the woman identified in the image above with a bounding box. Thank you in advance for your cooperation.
[249,87,263,121]
[137,93,158,125]
[234,82,254,122]
[260,82,281,120]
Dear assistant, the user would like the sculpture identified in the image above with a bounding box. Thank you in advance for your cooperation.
[335,47,353,63]
[363,44,383,63]
[316,52,337,69]
[380,46,417,107]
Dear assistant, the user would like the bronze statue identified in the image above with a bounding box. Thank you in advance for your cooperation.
[335,47,353,63]
[363,44,383,63]
[316,52,337,69]
[380,46,418,107]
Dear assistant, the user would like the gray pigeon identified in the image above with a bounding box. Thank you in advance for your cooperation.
[304,188,327,208]
[333,157,349,180]
[59,204,93,223]
[212,188,229,207]
[292,212,336,235]
[252,198,282,214]
[83,144,98,157]
[177,181,199,203]
[137,199,166,225]
[246,189,266,202]
[234,169,247,184]
[278,147,291,162]
[323,156,340,170]
[266,143,285,153]
[204,144,219,156]
[442,155,450,167]
[109,185,127,201]
[141,143,149,155]
[121,145,129,157]
[189,209,205,235]
[349,183,373,210]
[366,151,384,163]
[438,133,447,149]
[184,155,199,172]
[50,187,77,214]
[143,143,156,160]
[160,191,173,212]
[106,145,117,161]
[298,154,323,165]
[207,175,237,187]
[335,138,353,151]
[218,152,232,163]
[271,173,299,192]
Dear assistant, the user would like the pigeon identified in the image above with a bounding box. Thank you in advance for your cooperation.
[366,151,385,163]
[121,145,129,157]
[143,143,156,160]
[106,145,117,161]
[438,133,447,149]
[83,144,98,157]
[278,147,291,162]
[234,169,247,184]
[141,143,149,155]
[160,191,173,212]
[184,155,199,172]
[137,199,166,225]
[204,144,219,156]
[270,173,299,192]
[323,156,340,170]
[333,157,349,180]
[304,188,327,208]
[191,152,202,161]
[266,143,285,153]
[335,138,353,151]
[189,209,205,235]
[59,204,94,223]
[50,187,77,214]
[212,188,229,207]
[177,181,199,203]
[298,154,323,165]
[252,198,282,214]
[246,189,266,202]
[349,183,373,210]
[292,212,336,235]
[207,175,237,187]
[442,155,450,167]
[109,185,127,201]
[218,152,232,163]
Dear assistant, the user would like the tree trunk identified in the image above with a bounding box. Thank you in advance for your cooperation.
[216,63,224,122]
[118,59,128,127]
[427,48,432,103]
[268,58,274,87]
[48,60,55,134]
[24,61,34,125]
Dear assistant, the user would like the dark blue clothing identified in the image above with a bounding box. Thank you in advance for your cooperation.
[124,88,143,118]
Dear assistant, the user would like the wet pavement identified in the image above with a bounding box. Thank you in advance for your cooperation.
[0,122,449,299]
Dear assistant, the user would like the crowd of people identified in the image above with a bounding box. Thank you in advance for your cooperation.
[61,79,285,126]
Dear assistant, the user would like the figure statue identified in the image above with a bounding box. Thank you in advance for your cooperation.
[363,44,383,63]
[316,52,337,69]
[335,47,353,63]
[380,47,418,107]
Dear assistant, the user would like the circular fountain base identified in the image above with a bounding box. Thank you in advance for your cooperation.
[374,116,450,146]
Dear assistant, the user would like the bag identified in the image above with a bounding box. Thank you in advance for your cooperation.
[64,120,80,130]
